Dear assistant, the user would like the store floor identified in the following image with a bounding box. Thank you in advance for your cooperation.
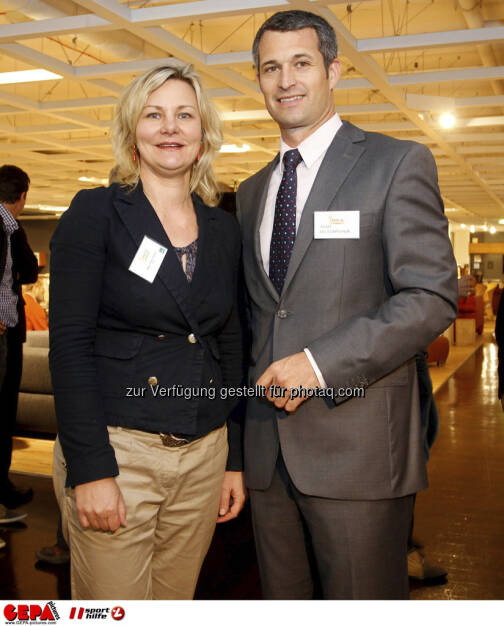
[1,337,503,600]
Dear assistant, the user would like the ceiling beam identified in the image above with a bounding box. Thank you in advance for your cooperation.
[357,25,504,53]
[39,97,117,111]
[132,0,290,24]
[0,42,75,77]
[0,14,113,43]
[455,95,504,108]
[0,87,110,131]
[129,0,371,25]
[390,65,504,86]
[74,56,181,78]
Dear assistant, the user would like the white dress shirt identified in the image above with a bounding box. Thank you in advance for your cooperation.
[260,113,343,387]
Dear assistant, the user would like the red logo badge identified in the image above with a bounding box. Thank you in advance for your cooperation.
[111,607,125,621]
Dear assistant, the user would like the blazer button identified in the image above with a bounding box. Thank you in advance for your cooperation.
[277,309,288,319]
[148,376,158,386]
[187,333,197,344]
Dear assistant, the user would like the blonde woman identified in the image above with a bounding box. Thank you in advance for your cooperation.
[49,63,245,599]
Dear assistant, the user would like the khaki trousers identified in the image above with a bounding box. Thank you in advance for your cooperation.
[53,424,227,600]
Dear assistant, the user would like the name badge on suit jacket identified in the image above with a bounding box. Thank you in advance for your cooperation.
[128,235,167,283]
[314,211,360,239]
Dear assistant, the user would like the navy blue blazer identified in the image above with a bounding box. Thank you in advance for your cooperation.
[49,182,243,487]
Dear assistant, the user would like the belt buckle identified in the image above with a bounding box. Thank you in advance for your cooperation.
[159,433,188,447]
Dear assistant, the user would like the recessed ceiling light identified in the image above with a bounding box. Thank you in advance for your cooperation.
[490,226,497,234]
[439,112,456,129]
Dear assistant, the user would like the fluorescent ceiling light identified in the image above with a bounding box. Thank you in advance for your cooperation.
[439,112,456,129]
[470,225,476,233]
[220,144,251,154]
[38,205,68,212]
[25,204,67,211]
[0,69,62,85]
[466,115,504,127]
[79,176,108,185]
[461,223,466,229]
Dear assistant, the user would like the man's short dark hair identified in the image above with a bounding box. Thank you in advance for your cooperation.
[252,10,338,73]
[0,165,30,204]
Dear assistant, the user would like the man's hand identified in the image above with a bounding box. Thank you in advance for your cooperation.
[217,471,246,523]
[74,477,127,532]
[256,351,320,412]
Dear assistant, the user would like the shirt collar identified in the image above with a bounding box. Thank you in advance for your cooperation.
[0,202,18,234]
[279,112,342,169]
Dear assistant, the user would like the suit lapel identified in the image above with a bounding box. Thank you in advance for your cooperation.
[250,156,280,303]
[282,121,366,295]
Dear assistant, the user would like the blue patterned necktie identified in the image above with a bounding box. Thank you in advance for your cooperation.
[269,148,303,295]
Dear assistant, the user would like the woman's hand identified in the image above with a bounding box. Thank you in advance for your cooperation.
[74,477,127,532]
[216,471,246,523]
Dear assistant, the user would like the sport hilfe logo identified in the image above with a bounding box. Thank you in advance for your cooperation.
[68,607,125,621]
[3,602,60,622]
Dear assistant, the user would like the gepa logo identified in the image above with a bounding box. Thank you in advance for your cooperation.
[3,602,60,622]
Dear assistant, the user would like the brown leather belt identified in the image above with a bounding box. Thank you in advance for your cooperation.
[134,429,198,447]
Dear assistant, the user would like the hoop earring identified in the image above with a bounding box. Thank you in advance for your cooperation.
[131,144,137,163]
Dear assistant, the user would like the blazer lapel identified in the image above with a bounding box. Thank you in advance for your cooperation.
[282,121,366,295]
[187,197,215,308]
[112,182,200,334]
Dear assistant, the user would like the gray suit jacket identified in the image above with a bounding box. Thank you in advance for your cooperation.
[236,121,458,500]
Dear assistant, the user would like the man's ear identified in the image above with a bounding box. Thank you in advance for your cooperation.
[328,58,342,89]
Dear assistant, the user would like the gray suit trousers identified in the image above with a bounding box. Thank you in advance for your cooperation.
[249,451,414,600]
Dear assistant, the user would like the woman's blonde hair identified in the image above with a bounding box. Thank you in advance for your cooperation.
[111,62,222,206]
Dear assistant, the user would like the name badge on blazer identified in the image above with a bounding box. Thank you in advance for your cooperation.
[128,236,167,283]
[314,211,360,239]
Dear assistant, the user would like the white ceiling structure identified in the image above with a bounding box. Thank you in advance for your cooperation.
[0,0,503,225]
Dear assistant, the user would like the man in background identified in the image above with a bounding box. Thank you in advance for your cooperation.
[0,165,38,521]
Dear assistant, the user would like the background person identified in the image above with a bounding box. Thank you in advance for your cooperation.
[0,165,38,520]
[23,279,48,331]
[50,63,245,600]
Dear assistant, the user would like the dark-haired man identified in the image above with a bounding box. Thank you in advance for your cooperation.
[236,10,458,599]
[0,165,38,518]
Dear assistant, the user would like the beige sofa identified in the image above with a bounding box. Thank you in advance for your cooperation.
[17,330,57,435]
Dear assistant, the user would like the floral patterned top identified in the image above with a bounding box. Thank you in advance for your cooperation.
[173,239,198,282]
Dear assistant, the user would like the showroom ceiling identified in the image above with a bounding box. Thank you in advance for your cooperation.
[0,0,503,224]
